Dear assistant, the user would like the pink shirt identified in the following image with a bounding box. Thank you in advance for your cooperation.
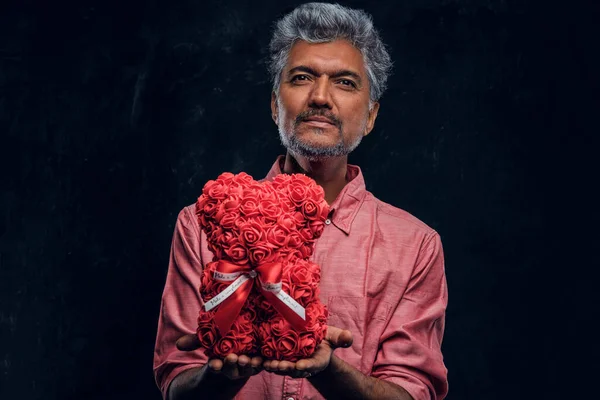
[153,156,449,400]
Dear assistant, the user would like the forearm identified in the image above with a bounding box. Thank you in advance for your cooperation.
[308,355,414,400]
[167,365,249,400]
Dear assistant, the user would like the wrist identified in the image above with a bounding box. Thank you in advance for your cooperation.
[307,354,339,381]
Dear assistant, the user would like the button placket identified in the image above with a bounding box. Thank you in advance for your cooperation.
[282,376,302,400]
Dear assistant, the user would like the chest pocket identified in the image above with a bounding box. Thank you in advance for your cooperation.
[326,296,392,375]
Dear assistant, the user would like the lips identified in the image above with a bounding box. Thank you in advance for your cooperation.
[304,116,335,124]
[301,116,337,129]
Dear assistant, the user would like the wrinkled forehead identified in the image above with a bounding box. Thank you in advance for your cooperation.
[284,39,368,78]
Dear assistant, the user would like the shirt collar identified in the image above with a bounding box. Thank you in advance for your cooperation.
[264,155,366,235]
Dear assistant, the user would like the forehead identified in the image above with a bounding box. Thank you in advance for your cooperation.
[285,39,366,76]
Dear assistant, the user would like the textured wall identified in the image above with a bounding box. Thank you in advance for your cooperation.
[1,0,597,399]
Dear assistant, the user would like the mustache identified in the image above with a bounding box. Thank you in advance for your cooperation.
[294,109,342,129]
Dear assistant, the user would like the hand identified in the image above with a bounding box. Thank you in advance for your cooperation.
[262,326,353,379]
[176,334,263,380]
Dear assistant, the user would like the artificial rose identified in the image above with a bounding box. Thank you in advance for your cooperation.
[239,197,260,218]
[276,213,297,232]
[260,336,279,359]
[266,225,289,247]
[201,200,219,218]
[305,302,328,327]
[301,199,320,221]
[208,225,224,244]
[286,232,303,248]
[298,332,317,358]
[232,172,253,186]
[308,184,325,202]
[224,242,248,263]
[231,316,255,338]
[275,330,300,359]
[298,244,314,259]
[278,196,295,213]
[298,226,314,242]
[258,199,280,222]
[197,311,219,348]
[249,242,275,266]
[216,172,235,185]
[213,335,236,357]
[205,182,228,201]
[291,211,305,227]
[283,275,317,305]
[242,183,263,201]
[289,174,314,187]
[215,196,242,221]
[216,212,236,230]
[309,220,325,238]
[270,316,290,337]
[288,182,308,206]
[239,220,264,247]
[196,194,212,212]
[218,230,236,247]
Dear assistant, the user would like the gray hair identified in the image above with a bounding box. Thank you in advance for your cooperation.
[268,2,392,102]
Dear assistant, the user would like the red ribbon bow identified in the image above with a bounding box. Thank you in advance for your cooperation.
[208,260,307,335]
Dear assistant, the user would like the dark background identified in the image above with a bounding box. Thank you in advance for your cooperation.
[1,0,598,399]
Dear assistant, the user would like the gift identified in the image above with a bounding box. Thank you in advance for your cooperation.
[195,172,329,360]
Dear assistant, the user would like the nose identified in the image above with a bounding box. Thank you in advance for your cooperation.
[308,76,333,109]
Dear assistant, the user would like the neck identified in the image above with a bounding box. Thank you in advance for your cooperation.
[282,152,348,205]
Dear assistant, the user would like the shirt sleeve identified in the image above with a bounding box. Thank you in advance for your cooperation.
[153,206,209,399]
[371,230,449,400]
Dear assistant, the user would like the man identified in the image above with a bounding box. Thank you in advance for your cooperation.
[153,3,448,399]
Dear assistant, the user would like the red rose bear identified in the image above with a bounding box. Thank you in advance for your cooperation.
[195,172,329,361]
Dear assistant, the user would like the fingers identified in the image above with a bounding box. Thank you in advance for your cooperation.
[295,345,330,372]
[326,326,353,349]
[277,360,296,374]
[237,355,253,376]
[220,353,240,379]
[208,358,224,372]
[263,359,280,372]
[176,334,202,351]
[209,354,263,379]
[237,355,250,367]
[250,356,263,369]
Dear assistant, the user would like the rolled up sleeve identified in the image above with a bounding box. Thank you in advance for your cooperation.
[153,206,208,399]
[371,231,449,400]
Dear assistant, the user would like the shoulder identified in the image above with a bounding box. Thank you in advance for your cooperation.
[172,203,201,237]
[362,192,440,246]
[180,203,197,221]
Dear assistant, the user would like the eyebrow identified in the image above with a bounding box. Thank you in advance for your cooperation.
[287,65,363,86]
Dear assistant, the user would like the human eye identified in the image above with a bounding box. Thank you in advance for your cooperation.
[337,79,357,88]
[290,74,310,83]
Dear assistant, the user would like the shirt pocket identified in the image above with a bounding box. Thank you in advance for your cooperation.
[326,296,392,375]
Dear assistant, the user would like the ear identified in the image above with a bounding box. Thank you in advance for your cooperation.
[364,101,380,136]
[271,92,278,125]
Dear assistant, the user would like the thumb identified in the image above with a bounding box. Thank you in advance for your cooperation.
[176,334,202,351]
[325,326,353,349]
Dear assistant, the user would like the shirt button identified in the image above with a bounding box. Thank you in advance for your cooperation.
[287,397,295,400]
[325,219,331,225]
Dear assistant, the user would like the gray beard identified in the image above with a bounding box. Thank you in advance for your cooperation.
[277,124,364,161]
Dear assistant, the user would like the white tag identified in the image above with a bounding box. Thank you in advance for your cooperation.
[260,280,305,321]
[204,274,249,312]
[213,270,241,282]
[261,281,282,292]
[273,290,306,321]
